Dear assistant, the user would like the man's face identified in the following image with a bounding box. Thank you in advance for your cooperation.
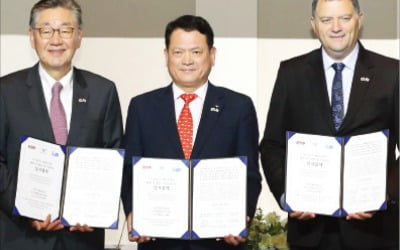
[29,7,82,78]
[164,28,215,92]
[311,0,363,60]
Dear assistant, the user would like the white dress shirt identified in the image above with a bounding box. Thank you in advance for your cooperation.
[322,43,359,116]
[39,63,73,131]
[173,82,208,144]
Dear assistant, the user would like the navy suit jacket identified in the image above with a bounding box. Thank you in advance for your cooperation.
[121,83,262,250]
[0,64,123,250]
[260,43,399,249]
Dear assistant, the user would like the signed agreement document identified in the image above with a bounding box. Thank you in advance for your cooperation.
[284,131,387,217]
[132,157,247,239]
[14,137,124,229]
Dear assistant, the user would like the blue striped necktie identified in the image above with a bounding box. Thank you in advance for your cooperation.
[331,63,345,131]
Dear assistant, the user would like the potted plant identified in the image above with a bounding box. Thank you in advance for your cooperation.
[246,208,289,250]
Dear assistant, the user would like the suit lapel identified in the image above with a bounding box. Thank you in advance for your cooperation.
[68,68,89,145]
[341,45,372,131]
[192,83,223,157]
[26,64,55,142]
[157,85,184,157]
[307,50,336,132]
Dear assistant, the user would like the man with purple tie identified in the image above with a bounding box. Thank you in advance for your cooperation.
[0,0,123,249]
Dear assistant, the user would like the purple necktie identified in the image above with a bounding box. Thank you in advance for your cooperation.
[50,82,68,145]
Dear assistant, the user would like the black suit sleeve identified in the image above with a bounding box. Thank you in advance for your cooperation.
[236,97,262,218]
[101,82,123,149]
[0,81,16,216]
[259,62,289,206]
[387,67,399,204]
[0,160,16,216]
[121,98,141,215]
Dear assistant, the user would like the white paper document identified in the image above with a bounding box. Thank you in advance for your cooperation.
[192,158,246,238]
[14,137,124,229]
[285,131,387,216]
[342,132,388,214]
[132,157,247,239]
[62,147,124,228]
[132,158,189,239]
[14,137,65,221]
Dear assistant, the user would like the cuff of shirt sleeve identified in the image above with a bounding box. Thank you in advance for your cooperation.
[279,193,286,209]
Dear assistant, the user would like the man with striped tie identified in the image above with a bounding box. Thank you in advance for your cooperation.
[260,0,399,250]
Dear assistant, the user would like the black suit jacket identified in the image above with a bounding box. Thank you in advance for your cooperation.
[0,64,123,250]
[121,83,262,250]
[260,43,399,248]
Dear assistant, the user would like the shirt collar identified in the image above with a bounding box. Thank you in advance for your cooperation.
[322,43,359,71]
[38,63,73,91]
[172,81,208,101]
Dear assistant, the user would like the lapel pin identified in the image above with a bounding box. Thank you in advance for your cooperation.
[78,98,87,103]
[210,105,220,112]
[360,76,370,83]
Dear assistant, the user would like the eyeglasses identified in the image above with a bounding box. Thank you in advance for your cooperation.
[34,27,75,39]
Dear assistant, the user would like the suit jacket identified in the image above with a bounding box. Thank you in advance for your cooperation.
[0,63,123,250]
[121,83,262,250]
[260,43,399,249]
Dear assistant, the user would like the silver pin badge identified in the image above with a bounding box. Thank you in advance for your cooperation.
[360,76,370,82]
[78,98,87,103]
[210,105,220,112]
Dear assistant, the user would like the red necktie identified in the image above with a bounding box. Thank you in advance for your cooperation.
[177,93,197,159]
[50,82,68,145]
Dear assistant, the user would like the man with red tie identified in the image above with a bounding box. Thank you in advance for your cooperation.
[121,15,262,250]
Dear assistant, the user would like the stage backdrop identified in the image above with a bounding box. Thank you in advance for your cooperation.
[1,0,398,249]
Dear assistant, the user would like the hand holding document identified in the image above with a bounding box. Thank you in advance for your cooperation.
[284,131,388,217]
[14,137,124,229]
[132,157,247,239]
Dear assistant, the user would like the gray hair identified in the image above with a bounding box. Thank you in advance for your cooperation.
[312,0,361,17]
[29,0,82,29]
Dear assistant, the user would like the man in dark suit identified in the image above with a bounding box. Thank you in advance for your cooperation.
[121,15,262,250]
[260,0,399,250]
[0,0,123,249]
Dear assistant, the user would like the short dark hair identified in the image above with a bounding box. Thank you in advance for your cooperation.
[165,15,214,49]
[311,0,361,17]
[29,0,82,29]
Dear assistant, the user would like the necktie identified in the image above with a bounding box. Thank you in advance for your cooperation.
[50,82,68,145]
[331,63,345,131]
[177,93,197,159]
